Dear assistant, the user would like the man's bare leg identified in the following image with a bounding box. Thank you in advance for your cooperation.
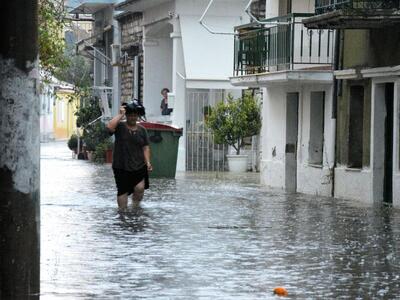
[117,193,129,210]
[132,180,145,206]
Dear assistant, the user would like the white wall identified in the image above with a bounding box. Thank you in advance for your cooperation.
[260,86,286,188]
[141,0,247,172]
[291,0,314,13]
[265,0,279,18]
[39,86,55,142]
[265,0,314,18]
[176,0,248,81]
[260,83,334,196]
[334,167,373,203]
[297,84,333,196]
[143,36,173,117]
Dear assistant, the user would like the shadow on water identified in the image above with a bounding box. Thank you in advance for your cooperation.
[116,205,151,233]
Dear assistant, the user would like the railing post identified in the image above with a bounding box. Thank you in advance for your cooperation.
[290,15,295,69]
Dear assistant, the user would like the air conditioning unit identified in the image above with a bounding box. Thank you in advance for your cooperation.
[111,44,121,66]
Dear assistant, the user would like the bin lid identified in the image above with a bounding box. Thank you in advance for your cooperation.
[139,121,183,134]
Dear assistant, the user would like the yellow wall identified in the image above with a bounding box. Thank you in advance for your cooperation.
[53,89,79,140]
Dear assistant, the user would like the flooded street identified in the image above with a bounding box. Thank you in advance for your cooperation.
[41,141,400,299]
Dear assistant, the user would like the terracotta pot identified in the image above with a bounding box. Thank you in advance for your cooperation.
[105,149,113,164]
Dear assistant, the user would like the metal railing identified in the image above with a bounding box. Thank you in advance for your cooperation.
[315,0,400,14]
[234,14,334,76]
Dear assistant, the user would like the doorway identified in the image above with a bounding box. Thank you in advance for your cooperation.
[384,83,394,203]
[372,82,394,203]
[285,92,299,192]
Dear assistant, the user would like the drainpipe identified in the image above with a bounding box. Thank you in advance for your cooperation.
[0,1,40,298]
[330,29,341,197]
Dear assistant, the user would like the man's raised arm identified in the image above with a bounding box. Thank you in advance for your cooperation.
[107,106,125,133]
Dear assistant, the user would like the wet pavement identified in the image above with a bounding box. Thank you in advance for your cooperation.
[41,141,400,299]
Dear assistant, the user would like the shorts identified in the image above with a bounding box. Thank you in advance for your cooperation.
[113,166,149,196]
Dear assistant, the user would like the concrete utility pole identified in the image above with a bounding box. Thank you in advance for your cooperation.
[0,1,40,299]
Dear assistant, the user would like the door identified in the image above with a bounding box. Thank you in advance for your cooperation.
[384,83,394,203]
[186,89,227,172]
[285,92,299,192]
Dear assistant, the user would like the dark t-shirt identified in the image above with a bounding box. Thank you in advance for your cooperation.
[110,122,149,171]
[160,98,173,115]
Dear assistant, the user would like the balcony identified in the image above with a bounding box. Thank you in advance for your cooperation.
[304,0,400,29]
[234,14,334,77]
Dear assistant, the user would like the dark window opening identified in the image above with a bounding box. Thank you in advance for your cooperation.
[309,92,325,165]
[348,85,364,168]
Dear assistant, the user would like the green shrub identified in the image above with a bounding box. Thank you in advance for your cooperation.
[93,142,107,163]
[84,122,113,163]
[83,122,110,151]
[67,134,78,151]
[206,94,261,155]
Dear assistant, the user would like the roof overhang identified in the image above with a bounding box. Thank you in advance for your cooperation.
[115,0,170,12]
[334,69,360,80]
[230,69,334,87]
[70,1,115,14]
[303,9,400,29]
[185,78,242,90]
[361,65,400,78]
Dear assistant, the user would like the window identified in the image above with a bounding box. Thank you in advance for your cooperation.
[348,85,364,168]
[309,92,325,165]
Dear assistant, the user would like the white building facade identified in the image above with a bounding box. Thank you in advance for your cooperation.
[231,0,335,196]
[39,84,55,143]
[116,0,248,171]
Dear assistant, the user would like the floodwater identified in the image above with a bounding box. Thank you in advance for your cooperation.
[41,141,400,299]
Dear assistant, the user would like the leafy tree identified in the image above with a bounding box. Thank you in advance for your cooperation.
[38,0,69,79]
[73,88,102,128]
[207,94,261,155]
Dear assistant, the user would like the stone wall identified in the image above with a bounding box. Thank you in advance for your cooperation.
[118,12,143,103]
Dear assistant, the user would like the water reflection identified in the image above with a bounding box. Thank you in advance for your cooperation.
[41,142,400,299]
[117,206,150,233]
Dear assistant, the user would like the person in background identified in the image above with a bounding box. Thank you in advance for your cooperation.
[106,101,152,210]
[160,88,173,115]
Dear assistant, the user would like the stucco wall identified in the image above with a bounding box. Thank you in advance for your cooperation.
[260,82,334,195]
[53,91,78,140]
[143,36,173,117]
[334,167,373,203]
[394,174,400,208]
[343,27,400,69]
[119,12,143,103]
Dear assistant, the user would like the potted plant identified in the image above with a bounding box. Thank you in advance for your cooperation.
[104,139,113,164]
[207,93,261,172]
[67,134,78,153]
[83,122,113,164]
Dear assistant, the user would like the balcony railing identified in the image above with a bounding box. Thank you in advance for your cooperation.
[234,14,334,76]
[315,0,400,15]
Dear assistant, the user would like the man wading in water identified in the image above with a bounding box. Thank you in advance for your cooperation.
[107,100,152,209]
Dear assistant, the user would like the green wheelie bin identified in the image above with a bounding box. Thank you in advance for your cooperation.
[140,122,183,178]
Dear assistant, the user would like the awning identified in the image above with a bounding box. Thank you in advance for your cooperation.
[70,0,115,14]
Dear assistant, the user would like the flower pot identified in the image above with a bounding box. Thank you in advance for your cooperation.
[226,154,248,172]
[105,149,113,164]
